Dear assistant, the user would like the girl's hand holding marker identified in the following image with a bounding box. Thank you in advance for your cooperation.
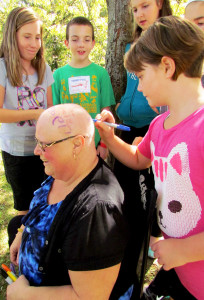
[93,118,130,131]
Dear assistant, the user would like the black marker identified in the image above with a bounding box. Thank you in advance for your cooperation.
[0,267,13,284]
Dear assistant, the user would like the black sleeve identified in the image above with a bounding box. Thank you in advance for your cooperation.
[61,197,128,271]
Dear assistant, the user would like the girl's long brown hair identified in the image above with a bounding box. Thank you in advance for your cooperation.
[0,7,46,86]
[132,0,172,42]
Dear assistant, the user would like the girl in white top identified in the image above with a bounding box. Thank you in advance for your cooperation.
[0,7,54,215]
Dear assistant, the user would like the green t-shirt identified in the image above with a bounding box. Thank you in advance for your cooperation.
[52,63,115,146]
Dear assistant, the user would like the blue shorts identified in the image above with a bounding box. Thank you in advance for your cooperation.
[2,151,46,211]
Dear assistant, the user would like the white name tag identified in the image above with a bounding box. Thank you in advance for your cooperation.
[68,76,91,94]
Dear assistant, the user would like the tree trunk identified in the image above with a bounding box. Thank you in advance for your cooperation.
[105,0,134,167]
[106,0,134,103]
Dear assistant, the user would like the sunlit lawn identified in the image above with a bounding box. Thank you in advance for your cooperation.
[0,152,16,299]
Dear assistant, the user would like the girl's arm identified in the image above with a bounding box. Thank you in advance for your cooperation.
[96,106,111,160]
[95,110,151,170]
[47,86,53,108]
[0,84,44,123]
[152,232,204,271]
[7,264,121,300]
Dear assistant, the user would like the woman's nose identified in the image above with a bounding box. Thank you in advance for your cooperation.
[34,143,42,155]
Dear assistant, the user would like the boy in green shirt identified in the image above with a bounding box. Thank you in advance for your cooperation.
[52,17,115,159]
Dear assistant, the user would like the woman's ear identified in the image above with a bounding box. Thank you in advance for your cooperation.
[72,135,85,155]
[161,56,176,79]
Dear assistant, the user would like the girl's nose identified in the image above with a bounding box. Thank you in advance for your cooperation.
[137,8,143,18]
[30,38,39,48]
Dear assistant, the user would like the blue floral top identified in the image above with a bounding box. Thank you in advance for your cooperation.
[19,177,62,285]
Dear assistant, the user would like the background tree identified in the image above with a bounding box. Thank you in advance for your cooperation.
[106,0,134,102]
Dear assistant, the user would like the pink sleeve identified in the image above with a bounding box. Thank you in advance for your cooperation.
[138,129,151,159]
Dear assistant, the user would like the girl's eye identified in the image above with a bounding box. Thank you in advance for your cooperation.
[143,4,148,8]
[133,8,137,13]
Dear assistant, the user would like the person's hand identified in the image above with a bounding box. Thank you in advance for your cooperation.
[10,232,22,266]
[94,110,115,144]
[97,145,109,160]
[7,275,30,300]
[96,109,115,124]
[33,108,44,120]
[151,238,187,271]
[132,136,143,146]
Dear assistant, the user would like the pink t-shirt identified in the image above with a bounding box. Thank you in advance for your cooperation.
[138,107,204,299]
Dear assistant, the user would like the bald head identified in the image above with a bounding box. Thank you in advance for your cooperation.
[35,104,98,181]
[185,1,204,31]
[37,103,95,144]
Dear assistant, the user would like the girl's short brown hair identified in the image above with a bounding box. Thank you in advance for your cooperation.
[66,16,95,41]
[125,16,204,80]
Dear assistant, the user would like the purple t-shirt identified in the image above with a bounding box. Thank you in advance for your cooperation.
[138,107,204,299]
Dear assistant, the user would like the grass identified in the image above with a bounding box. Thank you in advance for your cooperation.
[0,152,16,299]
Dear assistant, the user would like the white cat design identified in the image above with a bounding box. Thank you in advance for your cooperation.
[151,142,201,238]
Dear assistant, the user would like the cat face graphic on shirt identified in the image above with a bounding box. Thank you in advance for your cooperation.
[151,142,202,238]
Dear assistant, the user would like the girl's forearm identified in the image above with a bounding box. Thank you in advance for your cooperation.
[106,135,150,170]
[183,232,204,263]
[0,108,44,123]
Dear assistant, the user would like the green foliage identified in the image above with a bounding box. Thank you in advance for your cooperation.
[0,0,108,70]
[171,0,187,16]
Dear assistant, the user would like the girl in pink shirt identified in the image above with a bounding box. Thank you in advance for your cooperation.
[95,16,204,300]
